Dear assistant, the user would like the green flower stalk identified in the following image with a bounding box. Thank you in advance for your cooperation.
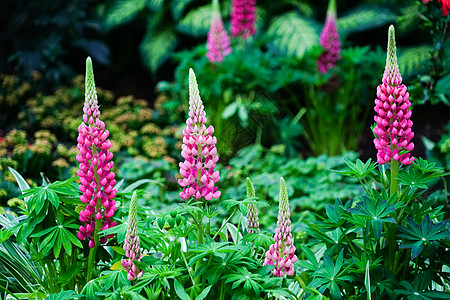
[121,191,143,281]
[246,177,259,233]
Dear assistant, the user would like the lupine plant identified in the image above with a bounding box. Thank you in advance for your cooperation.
[294,25,450,299]
[263,177,298,277]
[1,16,449,300]
[121,191,143,282]
[301,0,379,156]
[317,0,341,74]
[230,0,256,39]
[206,0,232,63]
[76,57,117,282]
[246,177,260,233]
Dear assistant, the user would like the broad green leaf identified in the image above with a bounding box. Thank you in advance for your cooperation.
[266,12,320,59]
[47,189,59,209]
[53,231,63,258]
[398,45,432,78]
[435,74,450,96]
[146,0,164,11]
[177,4,212,37]
[173,279,190,300]
[194,285,212,300]
[222,102,239,119]
[338,5,395,36]
[110,260,124,271]
[8,167,31,201]
[44,290,80,300]
[80,279,101,300]
[61,230,73,256]
[112,246,126,255]
[171,0,195,20]
[103,0,146,30]
[140,28,177,73]
[36,190,47,214]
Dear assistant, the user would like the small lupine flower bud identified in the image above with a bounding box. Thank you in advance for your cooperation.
[263,178,298,277]
[373,26,414,165]
[178,69,220,201]
[122,191,144,281]
[317,0,341,74]
[246,177,260,233]
[77,57,117,244]
[231,0,256,39]
[206,0,232,63]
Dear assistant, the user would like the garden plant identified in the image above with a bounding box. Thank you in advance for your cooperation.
[0,0,449,299]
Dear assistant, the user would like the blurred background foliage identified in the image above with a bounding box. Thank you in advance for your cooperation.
[0,0,449,221]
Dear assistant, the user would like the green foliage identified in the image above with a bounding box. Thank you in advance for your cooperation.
[266,12,320,59]
[297,157,449,299]
[337,4,396,36]
[140,29,178,74]
[103,0,147,30]
[177,4,213,37]
[2,0,109,88]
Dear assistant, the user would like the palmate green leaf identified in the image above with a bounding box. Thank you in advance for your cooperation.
[140,28,177,73]
[241,231,273,249]
[337,5,395,36]
[299,244,319,271]
[348,197,396,241]
[80,279,101,300]
[398,214,450,259]
[177,4,212,37]
[100,270,129,292]
[334,158,377,178]
[413,158,444,174]
[397,168,438,189]
[103,0,146,30]
[223,268,264,297]
[266,12,320,59]
[398,45,432,78]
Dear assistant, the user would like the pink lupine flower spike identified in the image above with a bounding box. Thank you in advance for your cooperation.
[317,0,341,74]
[77,57,117,248]
[206,0,232,63]
[231,0,256,39]
[263,178,297,277]
[178,69,221,201]
[122,191,144,281]
[373,25,414,165]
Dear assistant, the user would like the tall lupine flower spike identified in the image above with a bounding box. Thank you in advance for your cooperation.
[178,69,221,201]
[230,0,256,39]
[246,177,259,233]
[317,0,341,74]
[76,57,117,248]
[373,25,414,165]
[206,0,232,63]
[263,178,297,277]
[122,191,143,281]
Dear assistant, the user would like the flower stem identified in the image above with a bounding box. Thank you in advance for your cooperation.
[389,160,399,197]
